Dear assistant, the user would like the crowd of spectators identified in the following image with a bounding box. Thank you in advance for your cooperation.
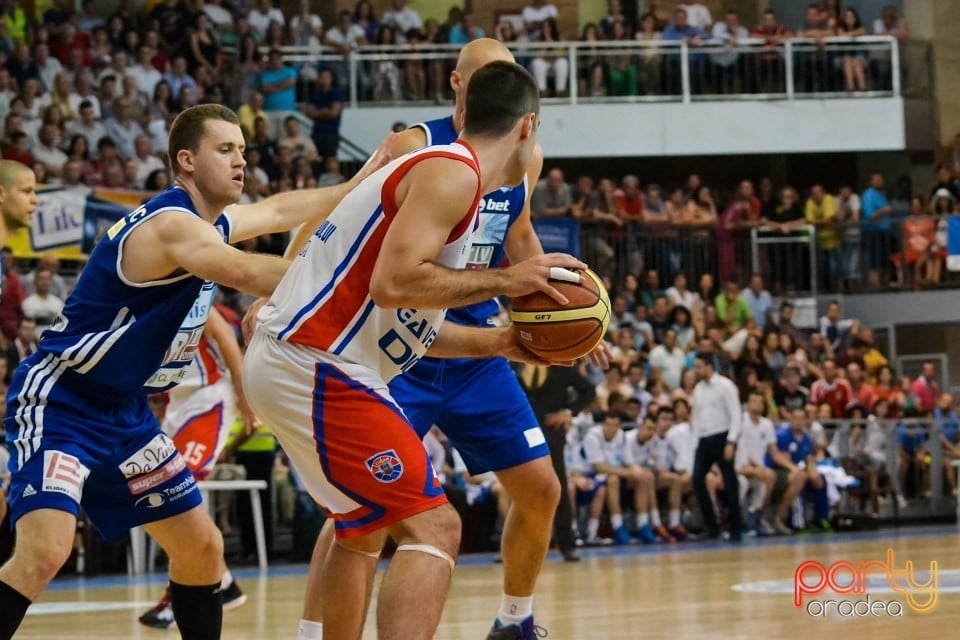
[533,166,960,295]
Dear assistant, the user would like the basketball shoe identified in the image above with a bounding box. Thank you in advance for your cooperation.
[486,616,548,639]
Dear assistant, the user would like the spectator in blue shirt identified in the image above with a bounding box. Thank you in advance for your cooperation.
[306,68,345,162]
[449,13,485,44]
[259,49,298,112]
[861,173,894,290]
[662,7,708,93]
[934,392,960,495]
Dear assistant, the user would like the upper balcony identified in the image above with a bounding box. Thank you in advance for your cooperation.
[264,36,935,159]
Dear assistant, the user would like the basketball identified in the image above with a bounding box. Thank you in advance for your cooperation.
[509,268,611,362]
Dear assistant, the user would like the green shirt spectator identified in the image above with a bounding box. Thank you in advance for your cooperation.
[715,281,752,331]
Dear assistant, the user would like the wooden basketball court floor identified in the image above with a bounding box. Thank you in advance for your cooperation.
[15,525,958,639]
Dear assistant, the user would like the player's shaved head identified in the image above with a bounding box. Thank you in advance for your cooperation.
[455,38,514,81]
[0,159,32,188]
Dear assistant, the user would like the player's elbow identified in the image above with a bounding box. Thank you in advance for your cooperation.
[369,272,405,308]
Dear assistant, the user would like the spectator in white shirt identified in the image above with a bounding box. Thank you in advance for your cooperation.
[68,73,101,120]
[131,134,165,189]
[22,268,65,336]
[819,301,857,352]
[382,0,423,41]
[34,42,63,93]
[133,45,163,97]
[666,272,700,312]
[32,123,68,178]
[248,0,286,41]
[23,255,69,300]
[104,98,144,160]
[691,354,743,540]
[648,329,686,390]
[681,2,713,31]
[522,0,559,37]
[735,390,776,535]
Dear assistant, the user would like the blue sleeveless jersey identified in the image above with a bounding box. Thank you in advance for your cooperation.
[33,187,230,398]
[415,116,527,327]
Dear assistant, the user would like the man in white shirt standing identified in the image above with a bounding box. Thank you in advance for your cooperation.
[382,0,423,41]
[735,390,776,535]
[522,0,558,38]
[691,353,743,541]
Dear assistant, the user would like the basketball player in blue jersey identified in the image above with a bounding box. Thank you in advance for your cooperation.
[287,40,608,640]
[0,104,390,640]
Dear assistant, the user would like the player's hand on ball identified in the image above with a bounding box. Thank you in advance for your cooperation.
[583,341,612,369]
[493,327,572,366]
[505,253,587,305]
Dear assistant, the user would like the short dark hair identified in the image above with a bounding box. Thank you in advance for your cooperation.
[694,353,714,368]
[168,104,240,175]
[463,61,539,138]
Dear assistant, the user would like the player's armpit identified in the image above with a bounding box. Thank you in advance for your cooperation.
[155,212,290,298]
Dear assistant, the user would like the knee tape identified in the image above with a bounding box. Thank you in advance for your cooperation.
[395,544,456,572]
[334,540,382,560]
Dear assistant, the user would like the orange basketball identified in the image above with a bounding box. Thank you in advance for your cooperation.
[509,268,611,362]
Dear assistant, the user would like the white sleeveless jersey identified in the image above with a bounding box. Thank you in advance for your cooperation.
[257,141,481,384]
[167,334,228,401]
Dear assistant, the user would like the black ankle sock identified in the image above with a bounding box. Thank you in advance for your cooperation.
[0,579,31,640]
[169,580,223,640]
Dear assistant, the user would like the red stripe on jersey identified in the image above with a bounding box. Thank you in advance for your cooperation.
[288,218,389,350]
[197,336,222,386]
[380,144,481,244]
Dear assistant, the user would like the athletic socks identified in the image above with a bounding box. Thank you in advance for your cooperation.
[169,580,223,640]
[610,514,624,530]
[669,509,681,529]
[0,580,31,640]
[587,518,599,539]
[297,619,324,639]
[497,594,533,627]
[650,510,663,528]
[637,513,649,527]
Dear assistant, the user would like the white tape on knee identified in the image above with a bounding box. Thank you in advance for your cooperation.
[335,541,382,560]
[395,544,456,572]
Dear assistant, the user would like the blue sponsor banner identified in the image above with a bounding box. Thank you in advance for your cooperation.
[532,217,580,257]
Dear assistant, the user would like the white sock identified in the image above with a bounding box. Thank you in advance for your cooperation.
[587,518,599,539]
[611,514,624,529]
[220,569,234,590]
[498,594,533,626]
[297,620,323,640]
[669,509,681,528]
[650,510,662,528]
[637,513,649,527]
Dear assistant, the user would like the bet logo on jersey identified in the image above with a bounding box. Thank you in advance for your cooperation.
[365,450,404,483]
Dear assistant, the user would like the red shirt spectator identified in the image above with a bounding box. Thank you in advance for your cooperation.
[910,362,940,414]
[846,362,875,409]
[614,174,644,221]
[0,249,25,344]
[809,359,854,417]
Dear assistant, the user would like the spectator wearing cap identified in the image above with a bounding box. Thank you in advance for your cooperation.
[259,49,297,112]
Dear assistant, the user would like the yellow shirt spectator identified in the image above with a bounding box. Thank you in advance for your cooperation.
[805,188,839,251]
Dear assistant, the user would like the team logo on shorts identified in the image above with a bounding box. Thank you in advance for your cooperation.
[366,450,404,483]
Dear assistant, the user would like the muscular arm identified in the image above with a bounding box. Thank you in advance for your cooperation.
[370,157,584,309]
[503,146,545,264]
[151,212,290,298]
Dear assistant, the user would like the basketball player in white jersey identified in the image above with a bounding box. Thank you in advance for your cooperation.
[274,39,608,640]
[138,306,253,629]
[244,62,583,640]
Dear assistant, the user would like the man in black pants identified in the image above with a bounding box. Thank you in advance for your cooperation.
[691,354,743,541]
[515,364,596,561]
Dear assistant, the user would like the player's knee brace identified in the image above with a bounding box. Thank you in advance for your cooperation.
[395,544,456,572]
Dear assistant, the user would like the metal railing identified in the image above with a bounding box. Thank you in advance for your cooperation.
[576,215,960,296]
[226,35,934,109]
